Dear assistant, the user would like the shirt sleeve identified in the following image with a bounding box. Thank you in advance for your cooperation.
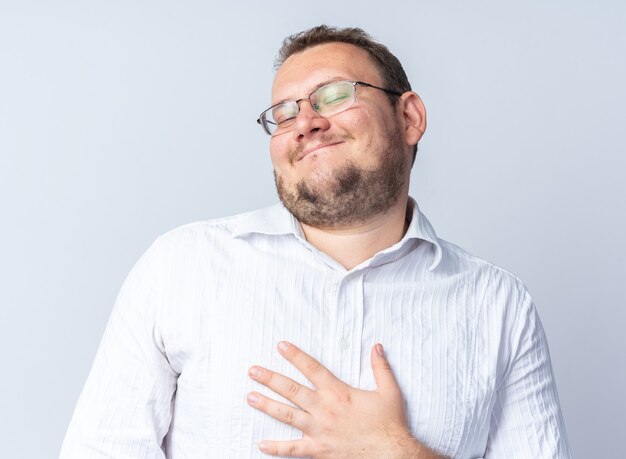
[484,290,571,458]
[60,240,178,458]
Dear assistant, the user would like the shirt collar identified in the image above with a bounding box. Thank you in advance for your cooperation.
[403,197,443,271]
[232,202,302,238]
[232,197,443,271]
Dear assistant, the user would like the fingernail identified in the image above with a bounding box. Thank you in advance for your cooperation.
[258,441,269,452]
[247,392,259,405]
[249,366,262,378]
[375,343,384,357]
[278,341,290,352]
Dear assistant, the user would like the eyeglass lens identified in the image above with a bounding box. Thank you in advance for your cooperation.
[264,81,356,134]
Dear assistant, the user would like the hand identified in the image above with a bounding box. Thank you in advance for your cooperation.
[247,341,442,458]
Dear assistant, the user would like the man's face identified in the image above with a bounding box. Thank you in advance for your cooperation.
[269,42,413,229]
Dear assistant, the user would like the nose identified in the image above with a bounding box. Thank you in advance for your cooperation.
[292,100,331,138]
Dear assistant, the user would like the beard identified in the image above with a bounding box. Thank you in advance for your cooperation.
[275,126,409,229]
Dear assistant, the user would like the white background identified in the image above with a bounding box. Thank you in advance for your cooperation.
[1,1,624,457]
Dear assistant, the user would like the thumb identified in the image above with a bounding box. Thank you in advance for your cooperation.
[371,343,401,394]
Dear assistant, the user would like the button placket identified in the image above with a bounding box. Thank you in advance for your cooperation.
[352,272,365,384]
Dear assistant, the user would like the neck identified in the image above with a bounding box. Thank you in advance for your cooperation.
[300,195,410,270]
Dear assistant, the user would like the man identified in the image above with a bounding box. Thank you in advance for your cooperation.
[61,26,570,458]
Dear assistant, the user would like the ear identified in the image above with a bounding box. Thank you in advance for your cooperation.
[398,91,427,146]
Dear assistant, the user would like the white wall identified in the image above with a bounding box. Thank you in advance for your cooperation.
[1,1,624,457]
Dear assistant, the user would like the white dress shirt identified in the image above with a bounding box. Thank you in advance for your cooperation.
[60,199,570,458]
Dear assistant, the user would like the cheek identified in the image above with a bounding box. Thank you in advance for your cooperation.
[340,105,385,137]
[337,109,380,148]
[269,138,289,169]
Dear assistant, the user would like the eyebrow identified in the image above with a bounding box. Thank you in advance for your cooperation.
[272,77,350,106]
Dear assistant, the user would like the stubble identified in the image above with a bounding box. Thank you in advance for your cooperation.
[275,126,409,229]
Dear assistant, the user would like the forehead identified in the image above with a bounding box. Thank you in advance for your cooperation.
[271,42,382,102]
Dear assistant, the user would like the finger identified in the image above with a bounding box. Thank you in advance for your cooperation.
[248,365,315,408]
[258,439,311,457]
[277,341,339,390]
[247,391,312,431]
[370,343,401,394]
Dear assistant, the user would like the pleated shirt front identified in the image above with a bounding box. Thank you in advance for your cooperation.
[60,199,570,458]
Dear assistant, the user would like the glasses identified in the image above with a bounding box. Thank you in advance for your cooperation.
[256,80,403,136]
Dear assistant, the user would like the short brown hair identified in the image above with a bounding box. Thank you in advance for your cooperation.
[275,25,418,163]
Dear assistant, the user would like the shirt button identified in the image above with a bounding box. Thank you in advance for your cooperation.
[340,337,351,351]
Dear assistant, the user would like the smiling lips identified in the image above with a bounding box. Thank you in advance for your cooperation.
[296,141,344,161]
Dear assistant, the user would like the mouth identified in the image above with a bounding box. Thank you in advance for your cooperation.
[297,141,344,161]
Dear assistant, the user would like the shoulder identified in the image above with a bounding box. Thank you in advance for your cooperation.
[157,209,259,245]
[438,238,527,288]
[128,207,267,281]
[435,238,534,318]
